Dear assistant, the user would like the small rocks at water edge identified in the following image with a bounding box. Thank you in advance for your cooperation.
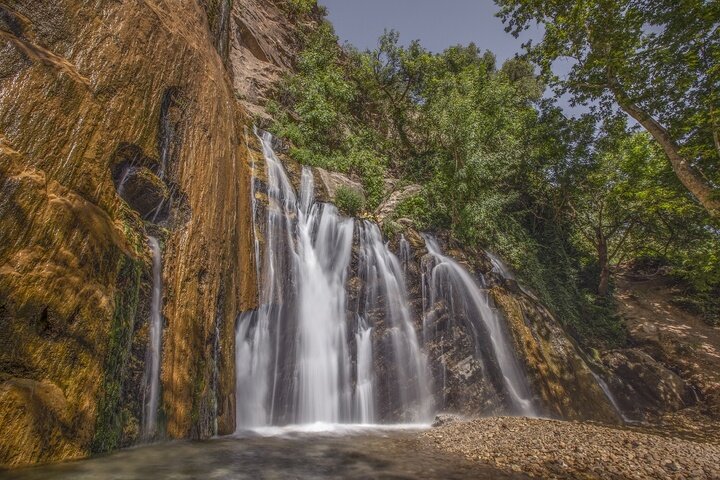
[422,416,720,479]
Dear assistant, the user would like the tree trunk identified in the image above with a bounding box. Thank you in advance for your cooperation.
[597,230,610,297]
[610,84,720,218]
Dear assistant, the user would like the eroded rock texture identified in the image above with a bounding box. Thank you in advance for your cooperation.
[394,233,620,423]
[229,0,316,118]
[0,0,257,467]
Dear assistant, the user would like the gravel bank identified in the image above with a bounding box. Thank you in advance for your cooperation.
[422,417,720,479]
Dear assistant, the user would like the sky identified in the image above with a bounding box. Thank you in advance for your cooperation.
[318,0,532,62]
[317,0,585,116]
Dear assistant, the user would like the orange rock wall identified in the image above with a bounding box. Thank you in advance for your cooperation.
[0,0,257,467]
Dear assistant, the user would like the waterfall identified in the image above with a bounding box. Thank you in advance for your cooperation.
[294,170,354,424]
[235,310,271,427]
[236,132,354,428]
[235,131,299,428]
[354,324,375,423]
[399,234,411,273]
[486,250,516,280]
[233,130,625,427]
[142,236,163,438]
[484,246,628,422]
[590,370,632,423]
[236,131,432,429]
[116,164,132,197]
[355,223,433,422]
[422,235,536,416]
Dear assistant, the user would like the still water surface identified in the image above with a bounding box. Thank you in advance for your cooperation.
[3,426,529,479]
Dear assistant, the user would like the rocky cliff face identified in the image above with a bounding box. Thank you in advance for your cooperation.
[229,0,315,119]
[0,0,278,467]
[1,0,690,469]
[393,232,620,423]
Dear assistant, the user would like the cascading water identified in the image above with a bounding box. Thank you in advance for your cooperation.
[399,234,411,273]
[294,168,355,424]
[116,165,132,197]
[422,235,536,416]
[355,223,433,422]
[235,131,299,428]
[236,132,354,428]
[236,132,432,429]
[590,371,632,423]
[142,236,164,439]
[486,250,515,281]
[484,246,629,422]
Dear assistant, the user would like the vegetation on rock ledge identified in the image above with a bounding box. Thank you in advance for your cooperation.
[269,7,719,347]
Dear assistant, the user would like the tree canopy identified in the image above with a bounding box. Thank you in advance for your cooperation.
[496,0,720,217]
[268,9,720,344]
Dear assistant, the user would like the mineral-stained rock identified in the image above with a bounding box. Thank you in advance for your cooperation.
[0,379,83,467]
[491,287,620,423]
[117,167,170,221]
[0,0,258,467]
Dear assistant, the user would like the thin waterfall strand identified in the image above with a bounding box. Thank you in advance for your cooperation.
[143,236,163,439]
[423,234,536,416]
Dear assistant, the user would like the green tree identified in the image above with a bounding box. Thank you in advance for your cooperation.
[561,120,719,296]
[568,126,653,296]
[496,0,720,217]
[271,24,720,344]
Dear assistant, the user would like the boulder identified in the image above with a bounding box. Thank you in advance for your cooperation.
[313,167,365,204]
[375,183,421,223]
[602,349,696,418]
[432,413,464,427]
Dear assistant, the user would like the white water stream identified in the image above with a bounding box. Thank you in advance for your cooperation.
[235,132,433,429]
[142,236,163,438]
[422,235,536,416]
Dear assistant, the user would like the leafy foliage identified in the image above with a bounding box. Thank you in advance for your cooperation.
[270,12,719,346]
[496,0,720,217]
[334,186,365,217]
[282,0,318,16]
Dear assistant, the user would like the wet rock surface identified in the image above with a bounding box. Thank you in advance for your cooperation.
[0,0,257,467]
[390,230,619,422]
[423,416,720,479]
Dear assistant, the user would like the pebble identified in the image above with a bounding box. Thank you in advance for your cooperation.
[421,417,720,479]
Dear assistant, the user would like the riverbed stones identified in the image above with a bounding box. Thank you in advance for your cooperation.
[423,416,720,479]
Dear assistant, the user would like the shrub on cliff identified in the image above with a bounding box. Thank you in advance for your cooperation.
[334,185,365,217]
[283,0,318,16]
